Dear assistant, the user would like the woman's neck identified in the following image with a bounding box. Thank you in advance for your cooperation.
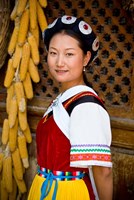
[60,81,86,94]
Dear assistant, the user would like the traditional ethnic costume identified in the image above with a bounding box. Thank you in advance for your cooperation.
[28,85,112,200]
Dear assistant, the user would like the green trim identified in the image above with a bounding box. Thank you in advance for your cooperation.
[71,148,110,153]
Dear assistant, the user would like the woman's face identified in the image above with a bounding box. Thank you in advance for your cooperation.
[47,33,91,91]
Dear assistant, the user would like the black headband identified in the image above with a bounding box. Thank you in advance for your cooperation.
[42,15,99,63]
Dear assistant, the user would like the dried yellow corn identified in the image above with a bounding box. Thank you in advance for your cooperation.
[18,134,29,168]
[23,124,32,143]
[0,178,8,200]
[30,25,39,47]
[18,109,28,131]
[9,177,17,200]
[3,155,13,193]
[23,72,34,99]
[13,168,27,193]
[29,58,40,83]
[6,84,15,114]
[8,96,18,128]
[0,152,4,172]
[18,134,28,159]
[8,25,19,56]
[12,148,23,180]
[16,0,28,17]
[29,0,37,29]
[19,42,30,81]
[4,58,15,88]
[28,34,40,65]
[2,119,9,145]
[14,81,25,100]
[39,0,47,8]
[21,157,29,169]
[18,9,29,46]
[37,1,48,32]
[14,81,25,111]
[10,0,18,20]
[9,118,18,152]
[19,97,27,112]
[1,171,6,190]
[12,44,22,69]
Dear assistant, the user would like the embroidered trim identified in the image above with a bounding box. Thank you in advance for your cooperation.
[70,153,111,162]
[71,144,111,153]
[71,149,110,153]
[43,114,48,123]
[64,91,104,109]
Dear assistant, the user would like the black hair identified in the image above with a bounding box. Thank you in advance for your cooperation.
[46,29,89,55]
[83,72,92,87]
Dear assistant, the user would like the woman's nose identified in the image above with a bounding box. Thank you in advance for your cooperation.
[56,54,64,67]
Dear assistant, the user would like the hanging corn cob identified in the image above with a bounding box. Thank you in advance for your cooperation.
[19,42,30,81]
[39,0,47,8]
[23,72,34,99]
[37,1,48,31]
[8,178,17,200]
[17,8,29,46]
[3,154,13,193]
[12,44,22,69]
[30,24,39,47]
[13,168,27,194]
[1,0,48,198]
[12,148,23,180]
[29,57,40,83]
[9,118,18,152]
[16,0,28,17]
[14,80,26,112]
[29,0,37,30]
[23,124,32,143]
[28,33,40,65]
[0,179,9,200]
[8,19,20,56]
[8,96,18,128]
[4,58,15,88]
[1,145,13,194]
[1,119,9,145]
[18,109,28,131]
[6,84,15,114]
[18,132,29,168]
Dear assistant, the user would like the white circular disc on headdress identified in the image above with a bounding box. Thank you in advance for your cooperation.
[79,21,92,35]
[61,15,76,24]
[92,36,99,51]
[48,18,58,29]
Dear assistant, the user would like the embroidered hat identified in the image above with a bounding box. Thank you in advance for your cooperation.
[42,15,99,63]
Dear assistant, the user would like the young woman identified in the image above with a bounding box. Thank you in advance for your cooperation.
[28,15,113,200]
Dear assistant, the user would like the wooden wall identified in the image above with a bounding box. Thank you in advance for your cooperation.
[0,0,134,199]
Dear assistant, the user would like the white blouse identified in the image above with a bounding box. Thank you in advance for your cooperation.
[69,102,112,168]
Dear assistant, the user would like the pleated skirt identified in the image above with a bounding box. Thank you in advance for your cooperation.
[28,174,90,200]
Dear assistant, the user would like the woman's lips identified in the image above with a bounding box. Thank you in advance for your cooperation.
[55,69,68,74]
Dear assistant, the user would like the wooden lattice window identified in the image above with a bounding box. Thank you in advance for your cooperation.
[33,0,134,118]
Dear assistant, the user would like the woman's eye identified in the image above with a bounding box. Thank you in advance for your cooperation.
[66,53,73,56]
[49,51,56,55]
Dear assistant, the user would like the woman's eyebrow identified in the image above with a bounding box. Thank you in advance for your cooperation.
[49,47,76,51]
